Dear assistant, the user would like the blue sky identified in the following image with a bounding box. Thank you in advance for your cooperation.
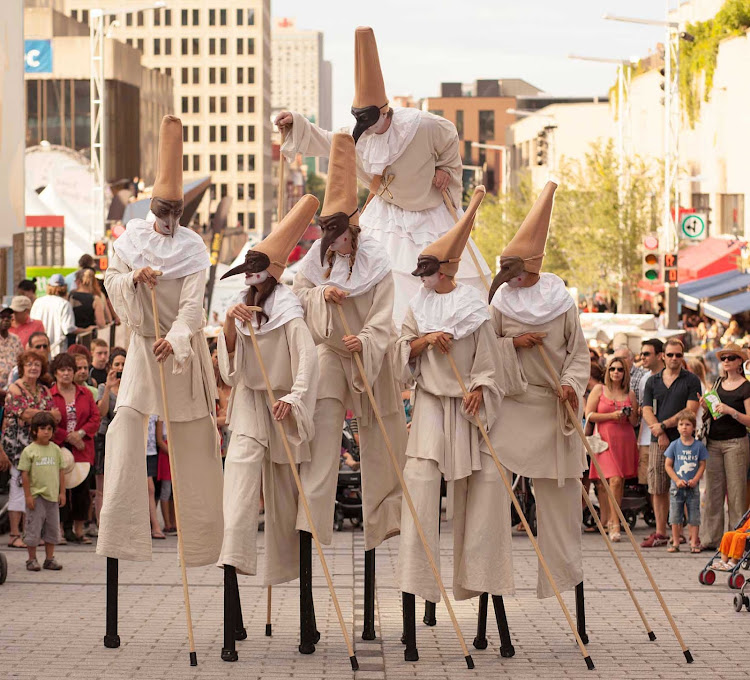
[273,0,670,129]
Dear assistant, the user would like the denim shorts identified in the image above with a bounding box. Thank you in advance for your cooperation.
[669,484,700,526]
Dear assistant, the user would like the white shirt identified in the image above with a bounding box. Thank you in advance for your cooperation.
[637,370,653,446]
[29,294,76,356]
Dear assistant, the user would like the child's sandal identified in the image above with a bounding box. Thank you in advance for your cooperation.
[667,543,680,553]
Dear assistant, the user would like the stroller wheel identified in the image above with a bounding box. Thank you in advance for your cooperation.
[732,573,745,590]
[350,517,361,528]
[698,570,705,585]
[745,596,750,611]
[643,507,656,528]
[704,569,716,585]
[734,594,744,612]
[622,510,637,530]
[0,551,7,585]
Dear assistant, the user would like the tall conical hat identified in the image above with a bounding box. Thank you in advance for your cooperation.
[220,195,319,282]
[415,186,486,277]
[318,133,360,264]
[501,181,557,274]
[352,27,388,111]
[152,115,183,201]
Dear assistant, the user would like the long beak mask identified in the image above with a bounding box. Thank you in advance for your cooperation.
[351,105,386,143]
[150,198,184,237]
[488,256,526,304]
[411,255,441,278]
[318,210,358,266]
[220,250,271,280]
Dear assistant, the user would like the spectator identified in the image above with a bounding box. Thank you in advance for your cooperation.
[146,415,165,539]
[634,339,664,500]
[30,275,78,356]
[0,307,23,390]
[664,409,707,553]
[210,342,231,457]
[155,417,176,534]
[65,253,96,292]
[17,278,38,304]
[687,355,711,425]
[2,350,59,549]
[699,343,750,550]
[585,356,640,542]
[641,338,701,548]
[18,411,66,571]
[721,320,742,346]
[50,353,101,544]
[69,268,106,336]
[7,332,52,387]
[67,344,98,400]
[712,513,750,571]
[94,348,126,524]
[89,339,110,386]
[8,296,45,348]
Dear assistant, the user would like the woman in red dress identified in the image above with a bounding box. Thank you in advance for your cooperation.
[585,356,639,541]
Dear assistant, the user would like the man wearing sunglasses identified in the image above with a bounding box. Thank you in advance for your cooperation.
[641,338,700,548]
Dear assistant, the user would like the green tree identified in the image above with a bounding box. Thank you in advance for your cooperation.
[305,171,326,214]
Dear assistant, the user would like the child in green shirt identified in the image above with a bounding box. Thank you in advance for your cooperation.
[17,412,66,571]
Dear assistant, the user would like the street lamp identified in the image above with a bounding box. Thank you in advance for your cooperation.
[89,1,167,246]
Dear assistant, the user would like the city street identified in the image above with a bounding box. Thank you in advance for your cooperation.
[2,520,747,680]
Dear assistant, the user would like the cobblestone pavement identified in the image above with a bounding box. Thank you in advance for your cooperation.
[1,520,748,680]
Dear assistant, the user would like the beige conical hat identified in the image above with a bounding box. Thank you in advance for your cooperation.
[419,186,486,276]
[152,115,183,201]
[352,27,388,111]
[501,181,557,274]
[254,194,320,281]
[321,133,359,226]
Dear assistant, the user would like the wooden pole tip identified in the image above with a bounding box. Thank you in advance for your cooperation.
[189,651,197,666]
[350,655,359,671]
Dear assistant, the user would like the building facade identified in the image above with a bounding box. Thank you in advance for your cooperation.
[64,0,272,234]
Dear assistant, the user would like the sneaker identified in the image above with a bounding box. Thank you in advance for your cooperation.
[43,558,63,571]
[640,532,668,548]
[26,558,41,572]
[85,523,99,537]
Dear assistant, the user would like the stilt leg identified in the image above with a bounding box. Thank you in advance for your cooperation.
[104,557,120,648]
[299,531,316,654]
[575,581,589,645]
[423,601,437,626]
[221,566,239,662]
[402,592,419,662]
[362,549,376,640]
[492,595,515,658]
[473,592,488,649]
[233,569,247,641]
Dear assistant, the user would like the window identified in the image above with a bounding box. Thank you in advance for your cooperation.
[209,126,216,143]
[165,9,172,26]
[192,96,199,113]
[209,9,216,25]
[193,67,199,84]
[192,38,200,55]
[181,9,188,26]
[220,38,227,55]
[165,67,172,78]
[237,125,244,143]
[220,155,228,172]
[238,213,245,227]
[248,184,256,200]
[181,67,189,85]
[237,8,244,25]
[209,68,216,85]
[181,97,189,114]
[220,183,228,199]
[463,140,472,164]
[220,126,227,143]
[455,110,464,138]
[220,68,227,85]
[478,110,495,141]
[209,38,216,55]
[238,155,245,172]
[720,194,745,236]
[210,156,217,172]
[248,38,255,55]
[247,9,255,25]
[429,109,444,117]
[248,155,255,172]
[126,13,132,26]
[248,67,255,84]
[220,9,227,25]
[248,213,256,230]
[183,155,189,172]
[71,9,78,20]
[193,125,200,142]
[81,10,89,24]
[210,184,217,201]
[209,96,216,113]
[247,97,255,113]
[137,11,144,26]
[236,38,244,55]
[193,155,200,172]
[237,184,245,201]
[181,38,188,56]
[237,96,244,114]
[154,8,160,25]
[137,39,144,52]
[248,126,255,142]
[165,39,172,55]
[183,126,188,142]
[220,96,227,113]
[153,38,161,56]
[237,67,244,85]
[192,9,199,25]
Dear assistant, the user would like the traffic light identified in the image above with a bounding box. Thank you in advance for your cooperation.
[663,252,678,283]
[535,130,548,166]
[642,234,660,281]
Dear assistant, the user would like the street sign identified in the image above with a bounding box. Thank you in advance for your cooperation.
[663,253,678,283]
[681,213,706,240]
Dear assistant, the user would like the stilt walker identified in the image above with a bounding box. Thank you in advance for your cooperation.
[293,133,407,646]
[215,196,321,661]
[97,115,224,662]
[276,26,491,327]
[395,187,517,662]
[487,181,591,640]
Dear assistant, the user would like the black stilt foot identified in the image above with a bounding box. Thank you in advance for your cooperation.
[265,623,272,637]
[465,655,475,669]
[585,655,595,671]
[648,631,656,642]
[492,594,515,658]
[362,549,376,640]
[350,655,359,671]
[473,592,488,649]
[684,649,693,664]
[575,581,589,645]
[423,600,437,626]
[233,570,247,641]
[190,651,198,667]
[104,557,121,649]
[402,592,419,662]
[299,531,316,654]
[221,566,239,662]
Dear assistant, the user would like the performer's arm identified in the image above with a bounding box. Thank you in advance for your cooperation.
[278,111,334,162]
[164,271,206,373]
[354,274,395,388]
[431,116,462,204]
[292,272,331,345]
[559,306,590,412]
[466,322,504,420]
[489,307,527,397]
[104,252,143,329]
[396,308,422,383]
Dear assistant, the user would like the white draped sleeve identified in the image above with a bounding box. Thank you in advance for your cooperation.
[164,271,205,374]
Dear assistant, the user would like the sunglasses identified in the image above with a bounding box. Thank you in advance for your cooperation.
[721,355,741,362]
[665,353,683,358]
[609,367,624,372]
[641,351,654,357]
[32,344,49,350]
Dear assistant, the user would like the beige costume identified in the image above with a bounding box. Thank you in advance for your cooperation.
[97,116,223,567]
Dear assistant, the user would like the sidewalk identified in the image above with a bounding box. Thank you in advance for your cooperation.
[0,522,746,679]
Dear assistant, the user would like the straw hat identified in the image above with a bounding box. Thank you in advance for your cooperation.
[65,461,91,490]
[716,342,748,361]
[152,115,183,201]
[60,447,75,475]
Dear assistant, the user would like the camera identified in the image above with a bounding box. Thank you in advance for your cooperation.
[116,371,123,379]
[622,406,632,417]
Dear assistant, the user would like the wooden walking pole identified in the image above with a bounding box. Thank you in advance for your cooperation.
[578,481,655,640]
[150,285,198,667]
[243,307,358,671]
[335,306,475,669]
[441,190,490,293]
[536,344,693,663]
[444,352,594,671]
[277,128,288,221]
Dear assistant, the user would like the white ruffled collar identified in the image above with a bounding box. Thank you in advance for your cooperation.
[356,107,422,176]
[235,283,303,337]
[491,273,575,326]
[410,283,490,340]
[299,232,391,297]
[113,213,210,280]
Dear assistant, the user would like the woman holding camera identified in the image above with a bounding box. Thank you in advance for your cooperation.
[585,355,639,541]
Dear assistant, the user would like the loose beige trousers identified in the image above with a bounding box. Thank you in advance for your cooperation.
[297,397,402,550]
[533,477,583,599]
[97,407,224,567]
[397,454,515,603]
[700,436,750,547]
[218,433,300,585]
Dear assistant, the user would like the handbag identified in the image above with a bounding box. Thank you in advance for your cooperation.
[697,376,721,444]
[584,418,609,454]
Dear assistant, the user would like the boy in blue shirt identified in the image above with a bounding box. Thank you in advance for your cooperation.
[664,409,708,553]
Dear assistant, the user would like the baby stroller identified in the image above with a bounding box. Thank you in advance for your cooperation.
[699,508,750,590]
[334,420,363,531]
